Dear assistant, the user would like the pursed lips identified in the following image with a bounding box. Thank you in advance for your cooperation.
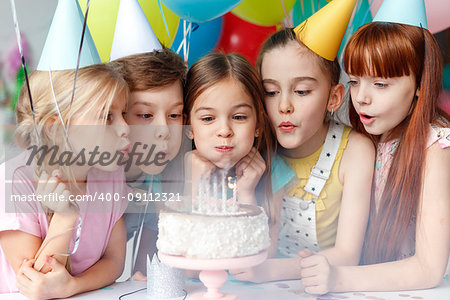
[279,121,296,133]
[215,145,234,153]
[119,142,131,155]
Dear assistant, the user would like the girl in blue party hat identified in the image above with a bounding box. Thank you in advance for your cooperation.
[297,0,450,294]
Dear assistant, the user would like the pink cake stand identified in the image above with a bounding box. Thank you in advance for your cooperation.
[158,250,268,300]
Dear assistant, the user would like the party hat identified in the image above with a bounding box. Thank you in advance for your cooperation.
[147,254,185,299]
[110,0,162,61]
[373,0,428,29]
[294,0,357,61]
[37,0,100,71]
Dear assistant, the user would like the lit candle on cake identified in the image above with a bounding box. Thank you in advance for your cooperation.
[227,176,237,212]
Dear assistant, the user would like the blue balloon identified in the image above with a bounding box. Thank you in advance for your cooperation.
[171,17,223,67]
[161,0,242,23]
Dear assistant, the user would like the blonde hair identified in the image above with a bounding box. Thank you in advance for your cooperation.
[15,63,129,182]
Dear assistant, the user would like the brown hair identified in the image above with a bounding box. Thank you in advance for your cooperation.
[256,28,341,86]
[185,53,276,222]
[344,22,449,264]
[110,48,187,193]
[110,47,186,92]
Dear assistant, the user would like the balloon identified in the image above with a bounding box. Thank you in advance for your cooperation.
[232,0,296,26]
[78,0,118,61]
[424,0,450,33]
[78,0,179,61]
[443,64,450,90]
[215,13,277,66]
[138,0,180,47]
[161,0,242,23]
[338,0,373,60]
[370,0,450,34]
[292,0,328,27]
[293,0,372,29]
[171,18,223,66]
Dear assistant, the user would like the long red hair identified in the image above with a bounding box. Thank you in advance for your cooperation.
[344,22,449,264]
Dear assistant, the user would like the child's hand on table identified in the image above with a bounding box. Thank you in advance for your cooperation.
[16,256,73,300]
[132,271,147,282]
[298,249,337,295]
[229,259,278,283]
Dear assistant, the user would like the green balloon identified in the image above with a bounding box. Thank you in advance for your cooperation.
[338,0,373,60]
[443,64,450,90]
[292,0,327,27]
[232,0,296,26]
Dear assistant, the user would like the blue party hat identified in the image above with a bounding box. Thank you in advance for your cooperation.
[373,0,428,29]
[109,0,162,61]
[37,0,101,71]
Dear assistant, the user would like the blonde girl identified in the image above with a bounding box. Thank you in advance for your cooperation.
[0,64,131,298]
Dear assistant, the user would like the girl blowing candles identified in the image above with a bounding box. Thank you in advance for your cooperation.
[184,53,276,220]
[0,1,130,297]
[0,64,131,298]
[231,0,374,287]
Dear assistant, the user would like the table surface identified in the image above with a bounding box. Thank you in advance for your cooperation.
[1,277,450,300]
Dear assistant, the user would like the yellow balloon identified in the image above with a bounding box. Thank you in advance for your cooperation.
[232,0,296,26]
[78,0,118,62]
[78,0,179,62]
[138,0,179,48]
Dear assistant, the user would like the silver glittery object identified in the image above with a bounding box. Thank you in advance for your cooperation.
[147,254,185,299]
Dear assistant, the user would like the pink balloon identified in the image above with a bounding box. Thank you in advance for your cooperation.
[370,0,450,34]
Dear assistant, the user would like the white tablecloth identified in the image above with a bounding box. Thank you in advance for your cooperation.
[2,277,450,300]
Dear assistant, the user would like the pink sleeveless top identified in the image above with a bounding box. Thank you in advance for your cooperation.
[374,125,450,274]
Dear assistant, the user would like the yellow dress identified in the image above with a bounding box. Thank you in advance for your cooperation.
[282,126,351,250]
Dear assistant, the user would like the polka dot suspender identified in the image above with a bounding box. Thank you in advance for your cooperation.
[303,122,345,197]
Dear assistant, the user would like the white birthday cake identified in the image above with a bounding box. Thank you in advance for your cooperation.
[157,204,270,259]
